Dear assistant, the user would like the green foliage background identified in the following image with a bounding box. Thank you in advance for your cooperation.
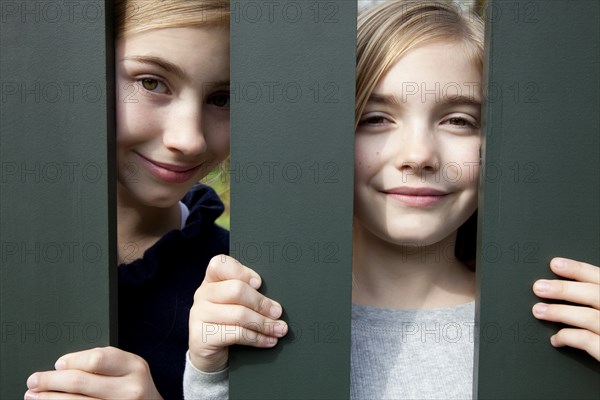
[202,160,230,229]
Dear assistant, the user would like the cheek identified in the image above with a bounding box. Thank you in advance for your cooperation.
[116,101,158,146]
[461,141,481,188]
[116,78,136,105]
[354,136,380,181]
[205,119,230,160]
[440,138,480,186]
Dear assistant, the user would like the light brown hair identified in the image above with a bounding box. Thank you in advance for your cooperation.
[356,0,484,128]
[115,0,230,39]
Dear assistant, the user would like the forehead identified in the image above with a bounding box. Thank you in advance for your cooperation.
[118,25,229,55]
[375,41,482,100]
[117,26,229,78]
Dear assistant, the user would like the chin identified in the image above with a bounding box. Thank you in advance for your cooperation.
[373,218,456,247]
[386,232,451,249]
[119,182,187,209]
[144,188,188,208]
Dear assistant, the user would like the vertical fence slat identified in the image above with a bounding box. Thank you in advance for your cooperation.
[0,1,116,397]
[229,1,356,398]
[475,1,600,398]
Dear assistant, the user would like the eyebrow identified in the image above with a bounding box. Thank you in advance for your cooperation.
[367,93,403,106]
[367,93,481,108]
[441,95,481,107]
[123,55,188,81]
[204,80,231,89]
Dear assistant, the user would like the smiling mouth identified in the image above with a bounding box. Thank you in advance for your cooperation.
[135,153,203,184]
[384,187,449,207]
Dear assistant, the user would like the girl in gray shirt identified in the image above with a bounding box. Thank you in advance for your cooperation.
[185,1,600,399]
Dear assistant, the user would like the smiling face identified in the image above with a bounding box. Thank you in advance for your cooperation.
[116,26,230,208]
[354,41,481,247]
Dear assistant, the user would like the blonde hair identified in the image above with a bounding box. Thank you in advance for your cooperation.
[356,0,484,127]
[115,0,230,39]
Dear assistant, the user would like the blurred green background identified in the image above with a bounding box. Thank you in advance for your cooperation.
[201,160,230,229]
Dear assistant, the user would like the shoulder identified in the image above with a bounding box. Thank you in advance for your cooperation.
[180,183,229,250]
[182,183,224,209]
[181,183,226,228]
[118,184,229,272]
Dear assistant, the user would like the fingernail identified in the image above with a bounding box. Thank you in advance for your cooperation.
[249,277,260,289]
[24,391,38,400]
[269,304,282,318]
[553,258,566,270]
[550,334,558,346]
[534,280,550,293]
[273,323,287,337]
[26,374,37,389]
[533,303,547,316]
[266,336,278,346]
[55,358,66,370]
[209,257,219,268]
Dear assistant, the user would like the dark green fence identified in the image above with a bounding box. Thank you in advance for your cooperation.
[475,1,599,398]
[1,1,598,399]
[1,1,116,398]
[228,1,355,399]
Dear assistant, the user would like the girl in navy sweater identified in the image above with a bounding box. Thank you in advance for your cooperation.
[26,1,230,399]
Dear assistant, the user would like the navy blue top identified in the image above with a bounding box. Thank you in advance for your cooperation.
[118,184,229,399]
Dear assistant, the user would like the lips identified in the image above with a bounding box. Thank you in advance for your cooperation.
[135,152,203,184]
[384,187,449,207]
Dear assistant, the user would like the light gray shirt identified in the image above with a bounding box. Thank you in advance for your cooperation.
[184,302,475,399]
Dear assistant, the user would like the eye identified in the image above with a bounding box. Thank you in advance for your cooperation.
[207,91,230,108]
[358,113,392,127]
[449,117,468,126]
[442,115,479,130]
[138,78,169,94]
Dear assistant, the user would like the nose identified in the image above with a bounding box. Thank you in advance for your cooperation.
[162,102,207,157]
[393,122,440,175]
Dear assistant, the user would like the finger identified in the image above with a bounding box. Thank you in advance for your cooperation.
[197,322,286,348]
[532,303,600,334]
[188,320,286,372]
[54,347,143,377]
[550,257,600,284]
[199,303,287,337]
[550,328,600,362]
[25,390,100,400]
[533,279,600,309]
[187,321,286,373]
[204,255,261,289]
[26,370,120,399]
[203,279,283,318]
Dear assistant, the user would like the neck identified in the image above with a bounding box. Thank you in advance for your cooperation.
[116,184,181,264]
[352,221,475,310]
